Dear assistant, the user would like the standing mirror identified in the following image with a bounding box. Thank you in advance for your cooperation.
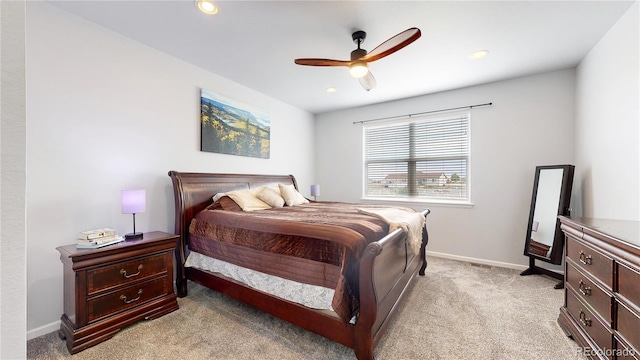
[520,165,575,288]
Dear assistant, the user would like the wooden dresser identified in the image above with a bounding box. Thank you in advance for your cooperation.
[57,231,179,354]
[558,216,640,359]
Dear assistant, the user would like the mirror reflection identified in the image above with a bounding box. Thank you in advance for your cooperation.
[528,168,564,259]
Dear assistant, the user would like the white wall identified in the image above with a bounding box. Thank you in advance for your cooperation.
[1,1,27,358]
[574,2,640,221]
[25,3,315,337]
[315,69,576,268]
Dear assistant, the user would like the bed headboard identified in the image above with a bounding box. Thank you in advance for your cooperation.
[167,170,298,256]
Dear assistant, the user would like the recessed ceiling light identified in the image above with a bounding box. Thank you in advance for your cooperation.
[469,50,489,60]
[196,0,219,15]
[326,87,337,93]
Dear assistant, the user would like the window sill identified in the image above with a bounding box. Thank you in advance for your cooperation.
[360,197,474,209]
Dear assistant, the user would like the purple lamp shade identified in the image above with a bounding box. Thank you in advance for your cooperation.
[121,189,146,214]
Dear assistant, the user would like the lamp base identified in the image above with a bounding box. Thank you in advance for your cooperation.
[124,232,143,240]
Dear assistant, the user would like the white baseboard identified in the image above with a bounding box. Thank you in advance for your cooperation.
[27,320,60,340]
[426,250,530,272]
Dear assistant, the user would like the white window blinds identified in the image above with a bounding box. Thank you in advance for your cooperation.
[363,111,470,202]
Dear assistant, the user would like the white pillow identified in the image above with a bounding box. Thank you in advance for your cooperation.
[225,187,271,211]
[278,184,309,206]
[257,187,285,208]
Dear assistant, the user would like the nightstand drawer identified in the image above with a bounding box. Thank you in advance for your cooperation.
[566,260,612,325]
[87,253,168,295]
[87,276,170,323]
[566,288,613,352]
[566,236,613,290]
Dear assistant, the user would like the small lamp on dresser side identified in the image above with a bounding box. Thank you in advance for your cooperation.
[310,184,320,201]
[121,189,145,240]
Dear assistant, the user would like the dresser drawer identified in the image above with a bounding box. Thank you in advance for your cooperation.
[566,260,612,325]
[567,289,613,352]
[615,336,640,360]
[618,263,640,306]
[87,276,170,323]
[566,236,613,290]
[87,253,169,295]
[617,301,640,352]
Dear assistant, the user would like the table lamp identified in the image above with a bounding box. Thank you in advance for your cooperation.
[310,184,320,201]
[121,189,145,240]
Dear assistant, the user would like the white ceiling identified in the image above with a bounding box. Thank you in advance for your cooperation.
[48,0,635,114]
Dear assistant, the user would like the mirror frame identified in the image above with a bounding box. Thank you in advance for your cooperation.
[524,164,575,265]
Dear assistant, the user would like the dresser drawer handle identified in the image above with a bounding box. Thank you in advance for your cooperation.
[578,280,592,296]
[579,310,592,327]
[120,289,143,304]
[120,264,143,278]
[579,251,592,265]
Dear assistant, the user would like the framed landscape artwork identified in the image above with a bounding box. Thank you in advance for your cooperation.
[200,89,271,159]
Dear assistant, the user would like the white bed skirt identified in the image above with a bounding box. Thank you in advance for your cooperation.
[185,251,335,311]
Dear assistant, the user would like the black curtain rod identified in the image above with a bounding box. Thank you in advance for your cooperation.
[352,102,493,125]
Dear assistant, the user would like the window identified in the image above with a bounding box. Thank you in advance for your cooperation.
[363,111,470,203]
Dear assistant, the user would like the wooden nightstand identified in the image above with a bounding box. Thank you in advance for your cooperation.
[56,231,179,354]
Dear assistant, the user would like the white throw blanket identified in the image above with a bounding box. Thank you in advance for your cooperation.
[358,207,425,255]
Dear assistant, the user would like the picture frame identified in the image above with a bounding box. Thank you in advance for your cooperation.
[200,89,271,159]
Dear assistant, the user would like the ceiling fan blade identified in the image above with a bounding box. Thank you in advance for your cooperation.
[294,58,351,67]
[361,27,421,63]
[359,71,377,91]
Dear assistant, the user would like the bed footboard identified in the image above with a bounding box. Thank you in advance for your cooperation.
[354,209,430,360]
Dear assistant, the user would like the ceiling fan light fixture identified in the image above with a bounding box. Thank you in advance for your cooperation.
[294,27,421,90]
[197,0,219,15]
[349,61,369,78]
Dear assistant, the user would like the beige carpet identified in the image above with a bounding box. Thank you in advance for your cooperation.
[27,256,584,360]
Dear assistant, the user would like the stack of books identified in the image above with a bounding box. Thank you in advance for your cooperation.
[76,228,124,249]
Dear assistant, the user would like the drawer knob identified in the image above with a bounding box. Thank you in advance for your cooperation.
[120,289,143,304]
[579,251,592,265]
[120,264,143,278]
[578,280,592,296]
[579,310,592,327]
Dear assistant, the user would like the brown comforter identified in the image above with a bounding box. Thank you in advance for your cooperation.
[188,202,415,323]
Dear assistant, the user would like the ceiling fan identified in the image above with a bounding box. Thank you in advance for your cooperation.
[294,27,421,91]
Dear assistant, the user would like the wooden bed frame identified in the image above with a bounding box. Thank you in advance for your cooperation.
[168,170,429,360]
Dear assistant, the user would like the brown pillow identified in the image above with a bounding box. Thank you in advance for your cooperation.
[205,201,224,211]
[218,195,243,211]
